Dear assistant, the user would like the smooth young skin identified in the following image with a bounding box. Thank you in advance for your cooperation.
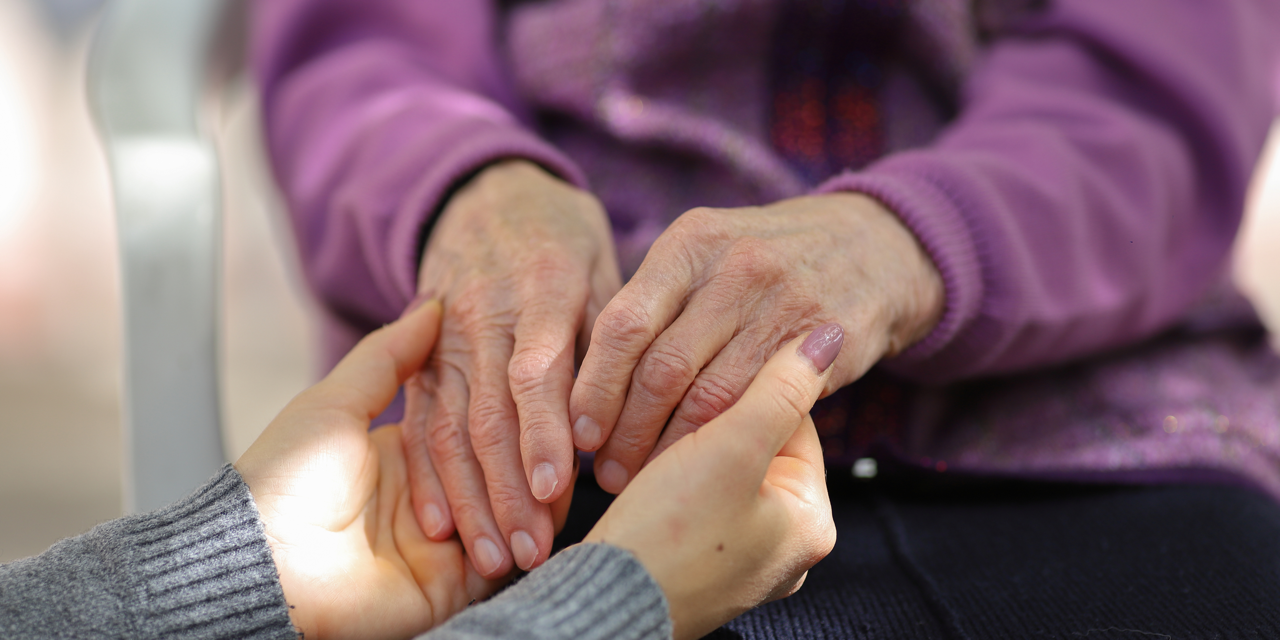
[405,160,622,576]
[585,331,839,640]
[237,300,556,639]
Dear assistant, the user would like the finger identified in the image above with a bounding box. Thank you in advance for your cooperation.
[380,426,509,620]
[644,329,772,466]
[550,453,580,535]
[765,414,832,508]
[701,324,844,476]
[424,360,513,579]
[302,298,443,423]
[768,415,837,577]
[577,252,624,369]
[569,251,692,453]
[592,293,738,493]
[509,273,586,505]
[775,414,826,473]
[469,333,557,573]
[402,372,454,540]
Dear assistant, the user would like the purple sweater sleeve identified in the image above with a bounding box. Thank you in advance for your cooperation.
[251,1,586,327]
[819,0,1280,383]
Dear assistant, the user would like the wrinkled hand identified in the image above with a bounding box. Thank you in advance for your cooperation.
[570,193,944,493]
[235,301,514,640]
[404,160,621,576]
[586,326,842,639]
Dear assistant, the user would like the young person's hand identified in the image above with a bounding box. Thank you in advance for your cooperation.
[404,160,621,577]
[571,193,943,493]
[236,299,571,639]
[585,325,844,640]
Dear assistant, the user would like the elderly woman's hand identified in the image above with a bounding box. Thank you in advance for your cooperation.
[570,193,944,492]
[236,299,570,640]
[404,160,621,578]
[585,325,842,639]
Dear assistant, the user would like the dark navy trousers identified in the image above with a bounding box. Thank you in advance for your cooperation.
[556,469,1280,639]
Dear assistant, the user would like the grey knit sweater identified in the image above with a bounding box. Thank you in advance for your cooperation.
[0,465,673,640]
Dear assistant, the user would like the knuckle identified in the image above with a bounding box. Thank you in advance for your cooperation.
[469,424,511,461]
[450,287,513,336]
[603,423,658,459]
[427,414,470,462]
[517,420,555,453]
[594,303,655,352]
[484,483,529,518]
[695,282,747,314]
[818,520,837,556]
[677,206,722,229]
[633,343,699,401]
[520,252,577,283]
[657,208,725,262]
[771,297,825,331]
[468,408,517,463]
[569,372,612,399]
[401,415,428,449]
[769,368,814,420]
[508,345,559,396]
[681,372,742,425]
[469,393,512,433]
[449,283,490,322]
[802,519,838,567]
[448,500,490,529]
[720,237,786,283]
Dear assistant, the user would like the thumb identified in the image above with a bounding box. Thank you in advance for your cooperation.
[302,298,444,424]
[698,323,843,479]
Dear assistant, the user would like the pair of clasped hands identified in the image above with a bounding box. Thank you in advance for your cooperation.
[236,160,943,639]
[403,160,944,577]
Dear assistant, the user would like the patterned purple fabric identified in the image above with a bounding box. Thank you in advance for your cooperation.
[252,1,1280,497]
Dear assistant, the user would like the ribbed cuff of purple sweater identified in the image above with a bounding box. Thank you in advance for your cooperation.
[382,117,589,311]
[814,156,985,383]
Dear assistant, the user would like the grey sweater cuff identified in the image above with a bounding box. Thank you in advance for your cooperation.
[0,464,296,640]
[425,543,673,640]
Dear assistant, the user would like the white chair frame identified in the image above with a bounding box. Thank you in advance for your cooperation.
[88,0,243,513]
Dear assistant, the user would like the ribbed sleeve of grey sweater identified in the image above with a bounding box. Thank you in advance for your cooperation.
[0,464,296,640]
[0,465,672,640]
[421,543,672,640]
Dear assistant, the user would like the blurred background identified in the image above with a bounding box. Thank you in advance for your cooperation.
[0,0,1278,562]
[0,0,315,561]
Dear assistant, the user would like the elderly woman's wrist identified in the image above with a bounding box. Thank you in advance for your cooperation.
[888,226,944,356]
[827,192,945,357]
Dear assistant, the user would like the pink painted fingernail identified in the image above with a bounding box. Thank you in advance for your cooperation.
[510,530,539,571]
[531,463,558,501]
[474,536,504,576]
[799,323,844,373]
[422,503,446,537]
[573,415,602,450]
[597,458,628,494]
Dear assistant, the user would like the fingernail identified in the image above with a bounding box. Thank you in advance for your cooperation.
[474,536,504,576]
[422,503,446,537]
[597,458,628,494]
[531,463,558,501]
[401,289,437,318]
[798,323,844,373]
[573,415,601,449]
[510,530,539,571]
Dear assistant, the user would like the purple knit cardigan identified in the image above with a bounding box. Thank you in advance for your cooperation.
[252,1,1280,496]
